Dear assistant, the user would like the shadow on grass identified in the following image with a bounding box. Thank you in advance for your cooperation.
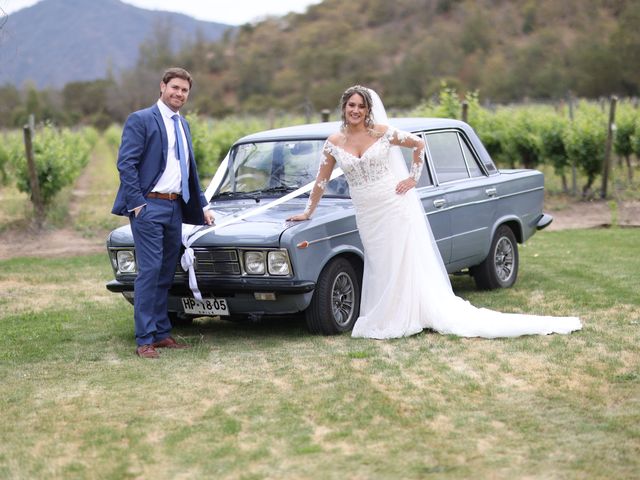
[174,314,310,342]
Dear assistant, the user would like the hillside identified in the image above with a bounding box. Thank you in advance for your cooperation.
[0,0,638,122]
[0,0,232,88]
[183,0,639,112]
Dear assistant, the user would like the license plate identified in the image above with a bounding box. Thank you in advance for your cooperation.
[181,297,230,316]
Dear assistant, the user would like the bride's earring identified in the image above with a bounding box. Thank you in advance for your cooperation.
[365,112,373,129]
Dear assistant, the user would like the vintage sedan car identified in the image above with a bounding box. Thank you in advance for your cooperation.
[106,118,553,334]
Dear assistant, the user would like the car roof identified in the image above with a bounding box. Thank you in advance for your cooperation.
[235,117,469,143]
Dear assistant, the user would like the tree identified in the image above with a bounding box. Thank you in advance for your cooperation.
[136,19,177,71]
[0,84,22,128]
[609,2,640,95]
[62,79,116,129]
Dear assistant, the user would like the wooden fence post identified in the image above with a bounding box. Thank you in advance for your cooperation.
[321,109,330,122]
[567,92,578,196]
[461,101,468,123]
[267,108,275,129]
[600,96,617,199]
[23,122,45,227]
[303,98,313,124]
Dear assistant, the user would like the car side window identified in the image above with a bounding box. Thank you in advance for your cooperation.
[426,131,485,183]
[460,137,485,178]
[426,131,469,183]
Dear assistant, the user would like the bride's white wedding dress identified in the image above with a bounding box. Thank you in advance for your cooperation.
[298,87,581,339]
[322,126,582,339]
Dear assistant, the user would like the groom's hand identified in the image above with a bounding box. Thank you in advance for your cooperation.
[203,209,215,225]
[396,178,417,195]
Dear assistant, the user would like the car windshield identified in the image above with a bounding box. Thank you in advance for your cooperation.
[214,140,350,198]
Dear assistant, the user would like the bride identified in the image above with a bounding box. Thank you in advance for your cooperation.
[287,85,582,339]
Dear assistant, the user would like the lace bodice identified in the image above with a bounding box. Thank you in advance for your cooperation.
[325,131,393,188]
[303,126,425,217]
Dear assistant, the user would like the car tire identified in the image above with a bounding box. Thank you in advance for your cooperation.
[472,225,519,290]
[305,257,360,335]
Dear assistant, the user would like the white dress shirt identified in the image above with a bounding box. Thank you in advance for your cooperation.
[153,99,190,194]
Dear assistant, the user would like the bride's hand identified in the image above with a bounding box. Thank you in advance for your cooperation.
[396,178,417,195]
[287,212,310,222]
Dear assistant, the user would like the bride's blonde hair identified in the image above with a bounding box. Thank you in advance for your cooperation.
[340,85,375,130]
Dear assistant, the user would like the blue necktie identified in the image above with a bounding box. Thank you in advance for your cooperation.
[172,114,190,203]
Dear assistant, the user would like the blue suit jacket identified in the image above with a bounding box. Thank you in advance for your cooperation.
[111,104,207,225]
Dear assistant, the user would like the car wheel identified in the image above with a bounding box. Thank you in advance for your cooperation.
[472,225,519,290]
[305,257,360,335]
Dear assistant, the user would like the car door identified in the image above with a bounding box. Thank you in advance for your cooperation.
[400,139,452,264]
[425,130,493,268]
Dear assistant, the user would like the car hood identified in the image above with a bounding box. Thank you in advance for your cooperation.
[191,200,301,247]
[107,198,353,248]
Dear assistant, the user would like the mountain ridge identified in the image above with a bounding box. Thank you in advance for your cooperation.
[0,0,232,88]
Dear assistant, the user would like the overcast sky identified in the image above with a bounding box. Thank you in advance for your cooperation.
[0,0,323,25]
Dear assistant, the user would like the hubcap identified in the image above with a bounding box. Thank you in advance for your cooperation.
[331,272,355,327]
[494,237,514,282]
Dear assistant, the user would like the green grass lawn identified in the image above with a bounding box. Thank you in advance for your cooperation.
[0,228,638,479]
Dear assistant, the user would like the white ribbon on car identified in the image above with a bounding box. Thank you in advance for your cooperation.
[180,167,345,301]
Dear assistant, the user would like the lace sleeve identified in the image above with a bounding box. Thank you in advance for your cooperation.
[303,141,336,218]
[386,126,426,182]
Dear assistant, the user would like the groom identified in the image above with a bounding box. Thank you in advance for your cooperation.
[112,67,214,358]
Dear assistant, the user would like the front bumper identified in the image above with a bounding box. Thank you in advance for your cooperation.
[106,277,316,316]
[106,277,316,295]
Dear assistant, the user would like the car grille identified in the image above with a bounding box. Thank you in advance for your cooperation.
[193,248,241,275]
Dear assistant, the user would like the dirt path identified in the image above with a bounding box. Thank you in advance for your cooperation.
[0,226,107,260]
[546,198,640,230]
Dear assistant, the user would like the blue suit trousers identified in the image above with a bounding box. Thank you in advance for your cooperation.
[130,197,182,346]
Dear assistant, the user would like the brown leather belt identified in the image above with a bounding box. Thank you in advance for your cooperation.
[147,192,181,201]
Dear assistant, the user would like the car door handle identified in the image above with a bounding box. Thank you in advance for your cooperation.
[433,198,446,208]
[485,187,497,197]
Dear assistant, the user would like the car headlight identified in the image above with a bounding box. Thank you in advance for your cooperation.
[268,251,290,276]
[244,251,266,275]
[116,250,136,274]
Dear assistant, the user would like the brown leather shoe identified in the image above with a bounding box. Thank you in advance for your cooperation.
[152,336,189,349]
[136,344,159,358]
